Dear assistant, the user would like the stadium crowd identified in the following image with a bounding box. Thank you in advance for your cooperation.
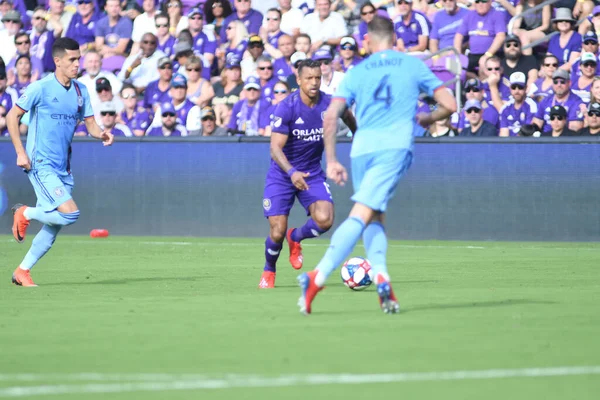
[0,0,599,137]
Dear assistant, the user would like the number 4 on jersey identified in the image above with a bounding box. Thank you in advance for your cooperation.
[374,74,393,108]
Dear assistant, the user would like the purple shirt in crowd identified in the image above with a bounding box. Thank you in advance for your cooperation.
[66,11,102,46]
[547,32,582,65]
[7,55,44,78]
[529,77,554,100]
[500,98,538,136]
[571,54,600,78]
[175,99,196,126]
[393,11,430,49]
[273,58,292,80]
[571,79,592,103]
[338,56,362,72]
[220,9,264,44]
[0,92,13,111]
[144,80,172,109]
[146,125,187,136]
[30,31,55,72]
[492,0,519,24]
[11,78,31,97]
[430,7,469,50]
[457,9,507,55]
[269,90,331,177]
[121,107,151,133]
[259,103,277,130]
[482,77,512,102]
[535,92,584,132]
[228,99,264,135]
[268,31,284,49]
[226,39,248,64]
[158,36,177,57]
[95,15,134,48]
[261,76,280,103]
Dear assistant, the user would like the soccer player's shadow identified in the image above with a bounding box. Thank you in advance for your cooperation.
[402,299,557,313]
[42,276,203,285]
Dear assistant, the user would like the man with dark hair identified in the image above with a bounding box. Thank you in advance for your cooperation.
[575,102,600,136]
[7,37,114,287]
[259,58,356,289]
[261,8,284,58]
[31,7,63,73]
[297,15,456,314]
[459,99,497,136]
[7,32,44,85]
[272,34,295,80]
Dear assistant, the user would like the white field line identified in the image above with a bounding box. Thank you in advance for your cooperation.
[0,367,599,397]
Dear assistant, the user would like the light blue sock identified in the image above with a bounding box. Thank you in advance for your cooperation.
[20,225,61,270]
[315,216,366,285]
[24,208,80,226]
[363,222,389,281]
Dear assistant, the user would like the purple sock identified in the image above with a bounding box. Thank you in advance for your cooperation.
[291,218,327,242]
[264,236,283,272]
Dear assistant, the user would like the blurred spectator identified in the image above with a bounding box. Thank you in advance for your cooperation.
[79,50,123,108]
[212,58,244,126]
[589,77,600,104]
[173,40,195,75]
[220,0,264,43]
[429,0,468,54]
[424,115,457,137]
[334,36,361,72]
[501,35,538,87]
[286,50,307,90]
[11,55,32,97]
[94,0,133,71]
[98,101,133,136]
[255,56,279,102]
[146,102,189,136]
[454,0,506,76]
[454,78,499,132]
[218,20,249,70]
[260,8,284,59]
[260,80,289,136]
[483,56,511,111]
[153,72,199,131]
[188,105,229,135]
[295,32,312,56]
[94,77,124,123]
[459,99,498,136]
[313,48,344,95]
[491,0,518,23]
[295,0,315,15]
[576,102,600,136]
[578,5,600,35]
[119,33,166,91]
[278,0,304,37]
[0,10,20,64]
[65,0,100,55]
[547,8,581,70]
[356,2,376,54]
[31,7,61,73]
[393,0,429,53]
[163,0,188,36]
[544,105,576,136]
[571,31,600,78]
[47,0,74,38]
[532,69,584,133]
[7,33,42,86]
[0,104,7,136]
[0,0,29,32]
[185,55,215,106]
[228,75,263,135]
[528,54,557,101]
[119,84,151,137]
[272,34,294,79]
[511,0,551,56]
[241,35,265,80]
[155,14,177,57]
[0,70,16,116]
[130,0,160,55]
[572,0,594,23]
[301,0,348,52]
[499,72,538,137]
[204,0,233,42]
[188,6,217,77]
[144,56,174,111]
[571,52,596,104]
[251,0,279,15]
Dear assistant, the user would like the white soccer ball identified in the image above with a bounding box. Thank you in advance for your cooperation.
[340,257,373,291]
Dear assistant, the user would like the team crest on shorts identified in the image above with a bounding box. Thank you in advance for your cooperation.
[54,187,64,198]
[263,198,271,211]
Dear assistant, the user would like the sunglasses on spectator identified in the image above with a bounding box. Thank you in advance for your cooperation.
[320,60,332,65]
[550,115,564,121]
[465,88,480,93]
[249,43,264,48]
[510,84,525,90]
[100,111,116,116]
[212,3,223,8]
[487,67,500,71]
[32,16,46,21]
[396,0,410,4]
[584,40,598,45]
[361,9,375,15]
[236,0,250,2]
[143,40,157,44]
[246,88,259,92]
[505,42,519,48]
[258,66,273,70]
[266,17,279,21]
[159,65,173,70]
[187,67,201,72]
[190,16,202,20]
[121,93,136,99]
[588,111,600,117]
[167,2,180,8]
[202,116,215,121]
[156,24,168,28]
[544,62,558,67]
[474,0,489,3]
[97,88,111,93]
[77,0,92,4]
[162,112,176,117]
[274,89,288,94]
[583,62,597,68]
[553,78,567,85]
[341,45,357,50]
[466,108,481,114]
[15,40,30,45]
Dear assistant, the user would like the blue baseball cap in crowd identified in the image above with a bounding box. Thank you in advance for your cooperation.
[464,99,482,111]
[464,78,482,90]
[244,76,260,90]
[583,30,598,43]
[171,73,187,88]
[187,7,202,18]
[161,102,176,115]
[312,48,332,61]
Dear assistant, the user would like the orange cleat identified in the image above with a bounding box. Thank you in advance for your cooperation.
[297,270,323,315]
[11,204,30,244]
[12,267,38,287]
[286,228,303,270]
[258,271,276,289]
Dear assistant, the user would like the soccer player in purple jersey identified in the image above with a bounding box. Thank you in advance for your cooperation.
[259,59,356,289]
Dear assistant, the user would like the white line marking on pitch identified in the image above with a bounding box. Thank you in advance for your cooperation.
[0,367,599,397]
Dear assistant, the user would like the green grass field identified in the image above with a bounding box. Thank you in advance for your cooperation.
[1,235,599,399]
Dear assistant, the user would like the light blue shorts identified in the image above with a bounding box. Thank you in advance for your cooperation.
[351,149,413,213]
[28,169,74,212]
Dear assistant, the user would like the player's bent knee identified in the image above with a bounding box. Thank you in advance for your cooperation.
[58,210,80,226]
[313,211,334,231]
[270,227,286,243]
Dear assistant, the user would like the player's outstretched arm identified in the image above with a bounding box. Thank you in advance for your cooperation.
[6,106,30,171]
[416,87,458,128]
[270,132,310,191]
[323,98,348,186]
[84,116,114,146]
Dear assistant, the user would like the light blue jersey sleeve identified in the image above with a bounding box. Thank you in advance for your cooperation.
[76,82,95,120]
[334,69,356,107]
[16,82,43,112]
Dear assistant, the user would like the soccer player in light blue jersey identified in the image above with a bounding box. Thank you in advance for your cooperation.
[297,16,457,314]
[7,37,114,287]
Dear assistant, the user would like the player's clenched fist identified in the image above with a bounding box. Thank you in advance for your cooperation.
[291,171,310,191]
[327,161,347,186]
[101,130,114,146]
[16,152,31,171]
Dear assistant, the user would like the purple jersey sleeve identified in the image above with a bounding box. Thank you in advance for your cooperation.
[270,100,293,134]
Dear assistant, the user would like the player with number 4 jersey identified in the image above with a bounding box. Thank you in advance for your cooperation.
[297,17,457,314]
[259,59,357,289]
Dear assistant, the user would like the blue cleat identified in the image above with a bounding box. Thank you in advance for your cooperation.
[376,279,400,314]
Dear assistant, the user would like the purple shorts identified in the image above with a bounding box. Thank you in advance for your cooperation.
[263,169,333,217]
